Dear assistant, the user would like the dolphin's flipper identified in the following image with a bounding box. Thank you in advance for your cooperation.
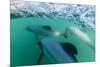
[61,42,78,55]
[40,37,77,63]
[60,42,78,62]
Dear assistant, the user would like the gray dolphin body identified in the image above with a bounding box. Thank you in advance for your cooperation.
[26,24,77,63]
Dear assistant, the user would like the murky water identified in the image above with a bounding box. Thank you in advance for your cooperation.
[10,17,95,66]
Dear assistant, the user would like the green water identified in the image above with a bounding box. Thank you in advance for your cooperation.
[10,17,95,66]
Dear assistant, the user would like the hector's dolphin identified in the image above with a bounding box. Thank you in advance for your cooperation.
[65,26,94,49]
[26,24,78,64]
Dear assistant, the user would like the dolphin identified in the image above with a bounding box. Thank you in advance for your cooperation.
[65,26,94,49]
[26,24,77,63]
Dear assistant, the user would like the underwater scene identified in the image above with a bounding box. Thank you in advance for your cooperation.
[10,0,95,67]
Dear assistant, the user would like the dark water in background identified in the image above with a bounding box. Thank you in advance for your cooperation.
[10,17,95,66]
